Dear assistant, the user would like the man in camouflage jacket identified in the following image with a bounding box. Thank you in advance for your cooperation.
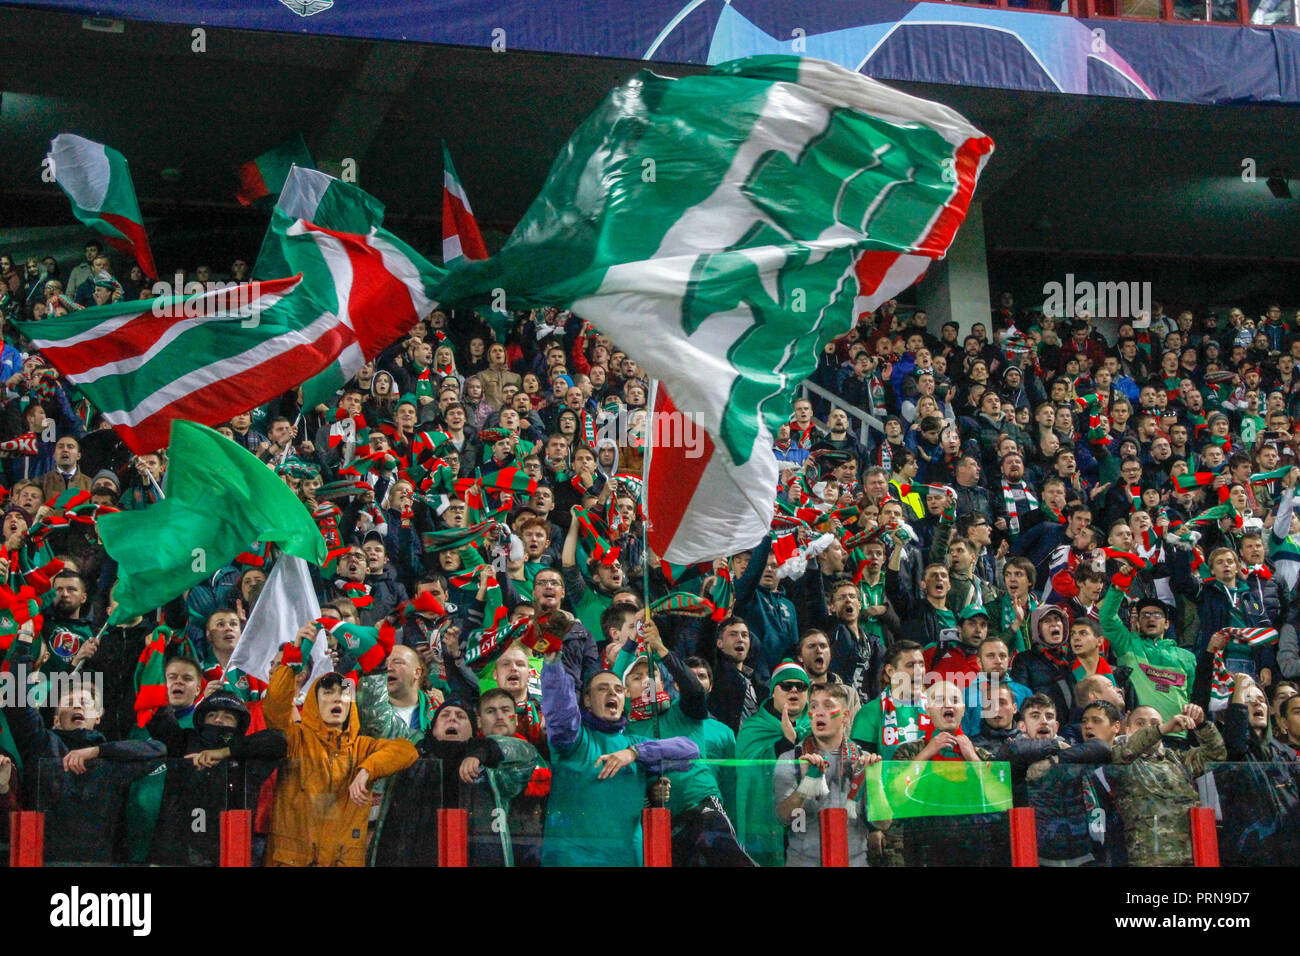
[1109,703,1226,866]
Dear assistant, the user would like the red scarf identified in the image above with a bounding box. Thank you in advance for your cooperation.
[921,723,972,761]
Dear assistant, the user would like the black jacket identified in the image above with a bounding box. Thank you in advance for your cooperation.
[1,704,164,863]
[144,703,286,866]
[996,734,1111,863]
[1216,702,1300,866]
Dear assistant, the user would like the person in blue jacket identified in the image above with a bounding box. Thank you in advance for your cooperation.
[538,609,698,866]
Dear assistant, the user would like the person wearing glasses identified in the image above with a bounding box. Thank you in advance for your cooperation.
[1099,564,1197,744]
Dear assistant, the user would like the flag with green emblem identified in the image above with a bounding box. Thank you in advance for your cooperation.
[431,56,991,563]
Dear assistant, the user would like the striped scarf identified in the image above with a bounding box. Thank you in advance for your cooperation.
[1211,627,1280,704]
[1001,482,1037,535]
[1071,654,1115,685]
[800,734,867,808]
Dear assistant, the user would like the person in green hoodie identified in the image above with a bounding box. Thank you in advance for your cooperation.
[734,658,811,866]
[539,609,699,866]
[1099,567,1196,739]
[617,619,752,866]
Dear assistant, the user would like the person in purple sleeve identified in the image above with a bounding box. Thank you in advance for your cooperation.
[537,610,699,866]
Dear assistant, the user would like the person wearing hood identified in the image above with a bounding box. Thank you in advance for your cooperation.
[594,436,620,483]
[145,689,287,866]
[615,618,752,866]
[1010,604,1075,721]
[1214,674,1300,866]
[998,363,1034,411]
[735,659,811,867]
[538,609,700,867]
[263,634,418,867]
[0,623,165,863]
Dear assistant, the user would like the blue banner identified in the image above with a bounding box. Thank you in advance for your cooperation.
[8,0,1300,104]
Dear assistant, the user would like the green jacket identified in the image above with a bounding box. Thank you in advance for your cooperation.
[1099,585,1196,735]
[735,699,809,867]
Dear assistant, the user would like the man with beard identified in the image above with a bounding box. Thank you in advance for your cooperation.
[538,613,699,867]
[929,603,989,680]
[1101,571,1197,740]
[992,451,1039,546]
[735,660,811,867]
[1,623,165,863]
[146,690,287,866]
[796,629,833,685]
[530,566,601,688]
[39,570,97,674]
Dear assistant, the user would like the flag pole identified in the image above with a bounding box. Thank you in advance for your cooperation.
[641,378,662,757]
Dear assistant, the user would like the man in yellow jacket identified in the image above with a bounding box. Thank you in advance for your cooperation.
[263,664,417,866]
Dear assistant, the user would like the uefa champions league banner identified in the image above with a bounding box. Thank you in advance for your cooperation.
[6,0,1299,104]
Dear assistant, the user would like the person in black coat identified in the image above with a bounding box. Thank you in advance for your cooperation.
[1215,676,1300,866]
[996,692,1112,866]
[2,627,164,863]
[145,690,286,866]
[1010,605,1075,723]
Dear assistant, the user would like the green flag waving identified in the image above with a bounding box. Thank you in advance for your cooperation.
[99,421,327,622]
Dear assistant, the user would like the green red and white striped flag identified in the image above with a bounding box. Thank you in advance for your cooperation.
[442,141,488,263]
[236,134,314,207]
[433,56,991,564]
[133,627,169,728]
[255,165,430,411]
[19,180,439,453]
[47,134,158,279]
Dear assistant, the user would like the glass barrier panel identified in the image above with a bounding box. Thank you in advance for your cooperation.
[34,756,227,866]
[1024,760,1300,867]
[1248,0,1297,22]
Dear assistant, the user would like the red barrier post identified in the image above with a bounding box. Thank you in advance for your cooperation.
[219,809,253,867]
[819,807,850,866]
[8,810,44,867]
[642,807,672,867]
[437,808,468,867]
[1009,806,1039,867]
[1189,807,1220,867]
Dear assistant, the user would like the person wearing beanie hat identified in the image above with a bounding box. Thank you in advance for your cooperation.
[90,468,121,496]
[616,618,754,866]
[734,656,811,867]
[536,636,699,867]
[775,681,884,866]
[144,688,287,866]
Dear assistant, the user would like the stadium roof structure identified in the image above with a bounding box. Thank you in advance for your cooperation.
[0,3,1296,267]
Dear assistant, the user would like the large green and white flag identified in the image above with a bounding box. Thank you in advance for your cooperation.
[434,56,993,562]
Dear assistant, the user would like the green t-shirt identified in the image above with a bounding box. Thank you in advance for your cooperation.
[851,692,929,759]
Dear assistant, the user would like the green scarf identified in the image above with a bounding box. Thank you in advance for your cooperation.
[736,700,810,868]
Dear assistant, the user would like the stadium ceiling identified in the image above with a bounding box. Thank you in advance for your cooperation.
[1,5,1297,263]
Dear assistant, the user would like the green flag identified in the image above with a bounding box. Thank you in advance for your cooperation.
[99,420,327,623]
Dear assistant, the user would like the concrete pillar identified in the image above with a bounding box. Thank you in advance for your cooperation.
[915,200,991,339]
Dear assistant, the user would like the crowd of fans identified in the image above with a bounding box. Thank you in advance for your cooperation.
[0,240,1299,867]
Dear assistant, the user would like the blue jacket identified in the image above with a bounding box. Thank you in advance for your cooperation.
[733,535,799,684]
